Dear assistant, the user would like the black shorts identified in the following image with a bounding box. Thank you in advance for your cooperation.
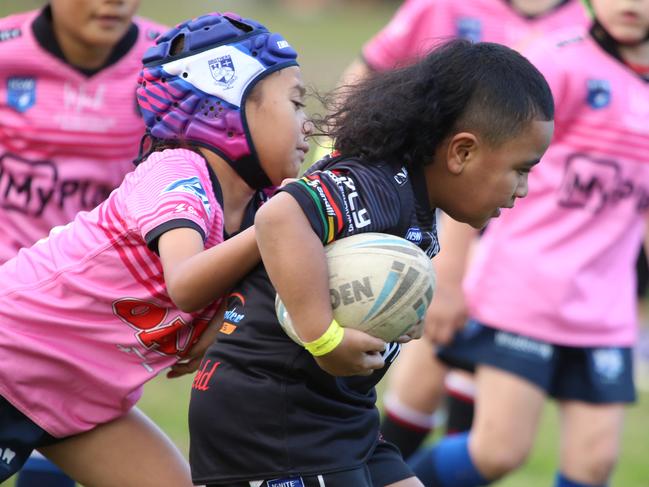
[438,321,636,404]
[205,440,415,487]
[0,396,62,482]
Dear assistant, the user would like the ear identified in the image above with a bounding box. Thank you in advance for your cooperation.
[445,132,479,175]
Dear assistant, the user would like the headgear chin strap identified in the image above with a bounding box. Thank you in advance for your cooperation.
[136,12,298,189]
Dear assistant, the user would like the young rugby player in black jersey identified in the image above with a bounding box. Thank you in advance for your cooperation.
[188,39,555,487]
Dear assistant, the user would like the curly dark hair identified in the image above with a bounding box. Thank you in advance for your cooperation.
[313,39,554,168]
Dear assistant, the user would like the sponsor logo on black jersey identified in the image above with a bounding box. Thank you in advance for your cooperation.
[266,477,305,487]
[393,167,408,185]
[0,28,21,43]
[192,359,221,391]
[405,226,423,244]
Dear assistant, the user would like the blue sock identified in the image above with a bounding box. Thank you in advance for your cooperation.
[554,472,606,487]
[16,453,75,487]
[408,432,489,487]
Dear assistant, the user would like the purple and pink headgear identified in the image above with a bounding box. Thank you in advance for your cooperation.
[136,12,298,189]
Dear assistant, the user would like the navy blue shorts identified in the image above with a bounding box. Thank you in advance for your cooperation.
[438,321,636,403]
[0,395,62,482]
[206,440,415,487]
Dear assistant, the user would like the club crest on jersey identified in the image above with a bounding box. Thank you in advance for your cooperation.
[456,17,482,43]
[7,77,36,113]
[209,55,237,88]
[586,79,611,109]
[162,177,211,215]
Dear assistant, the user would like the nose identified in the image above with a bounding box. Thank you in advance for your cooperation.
[515,173,529,199]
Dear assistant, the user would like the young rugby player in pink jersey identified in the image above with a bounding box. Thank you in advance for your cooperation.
[0,0,166,264]
[339,0,589,461]
[410,1,649,486]
[0,2,166,485]
[0,11,311,487]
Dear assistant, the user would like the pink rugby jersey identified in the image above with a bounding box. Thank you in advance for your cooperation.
[0,148,224,437]
[362,0,588,70]
[464,30,649,347]
[0,8,166,263]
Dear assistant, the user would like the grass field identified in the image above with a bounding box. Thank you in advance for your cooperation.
[1,1,649,485]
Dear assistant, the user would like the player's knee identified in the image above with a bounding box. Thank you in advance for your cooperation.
[580,442,619,483]
[471,439,531,479]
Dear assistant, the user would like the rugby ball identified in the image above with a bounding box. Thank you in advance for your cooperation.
[275,232,436,343]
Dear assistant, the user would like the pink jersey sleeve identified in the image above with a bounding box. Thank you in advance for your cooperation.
[363,0,447,70]
[126,149,216,245]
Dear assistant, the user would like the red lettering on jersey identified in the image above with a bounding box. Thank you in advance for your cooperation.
[113,298,210,357]
[192,359,221,391]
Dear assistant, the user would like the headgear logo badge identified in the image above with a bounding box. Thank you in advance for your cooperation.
[208,55,237,89]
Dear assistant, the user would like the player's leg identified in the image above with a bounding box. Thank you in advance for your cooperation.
[551,346,635,487]
[381,338,447,459]
[409,365,545,486]
[555,401,624,487]
[410,323,553,485]
[443,369,476,435]
[39,407,192,487]
[15,451,75,487]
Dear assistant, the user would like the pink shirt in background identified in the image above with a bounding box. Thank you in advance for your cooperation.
[0,149,224,437]
[362,0,588,69]
[464,30,649,347]
[0,9,166,263]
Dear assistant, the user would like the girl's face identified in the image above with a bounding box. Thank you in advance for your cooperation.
[246,67,312,186]
[440,119,554,229]
[591,0,649,44]
[51,0,140,50]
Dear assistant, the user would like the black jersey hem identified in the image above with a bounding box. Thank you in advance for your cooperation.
[145,218,205,254]
[191,462,369,485]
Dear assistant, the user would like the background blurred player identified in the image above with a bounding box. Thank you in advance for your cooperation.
[0,1,166,485]
[410,0,649,485]
[334,0,589,460]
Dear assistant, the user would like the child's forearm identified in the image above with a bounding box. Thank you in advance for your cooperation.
[162,227,261,312]
[255,192,333,342]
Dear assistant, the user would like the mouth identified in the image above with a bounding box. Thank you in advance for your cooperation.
[93,14,127,27]
[620,10,641,23]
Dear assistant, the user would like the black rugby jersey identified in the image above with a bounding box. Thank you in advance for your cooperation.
[189,156,438,485]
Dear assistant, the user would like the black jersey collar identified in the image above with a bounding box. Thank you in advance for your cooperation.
[31,5,139,77]
[409,163,433,213]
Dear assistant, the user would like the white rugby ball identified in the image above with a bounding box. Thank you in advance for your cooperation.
[275,232,436,343]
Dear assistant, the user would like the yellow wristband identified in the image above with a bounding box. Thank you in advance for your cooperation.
[304,319,345,357]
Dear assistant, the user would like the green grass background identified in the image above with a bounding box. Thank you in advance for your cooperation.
[1,1,648,485]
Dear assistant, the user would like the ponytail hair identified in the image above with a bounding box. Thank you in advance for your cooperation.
[313,39,554,168]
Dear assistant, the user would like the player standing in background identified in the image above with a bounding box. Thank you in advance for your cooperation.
[188,39,554,487]
[0,1,166,485]
[410,0,649,486]
[0,11,310,486]
[337,0,589,461]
